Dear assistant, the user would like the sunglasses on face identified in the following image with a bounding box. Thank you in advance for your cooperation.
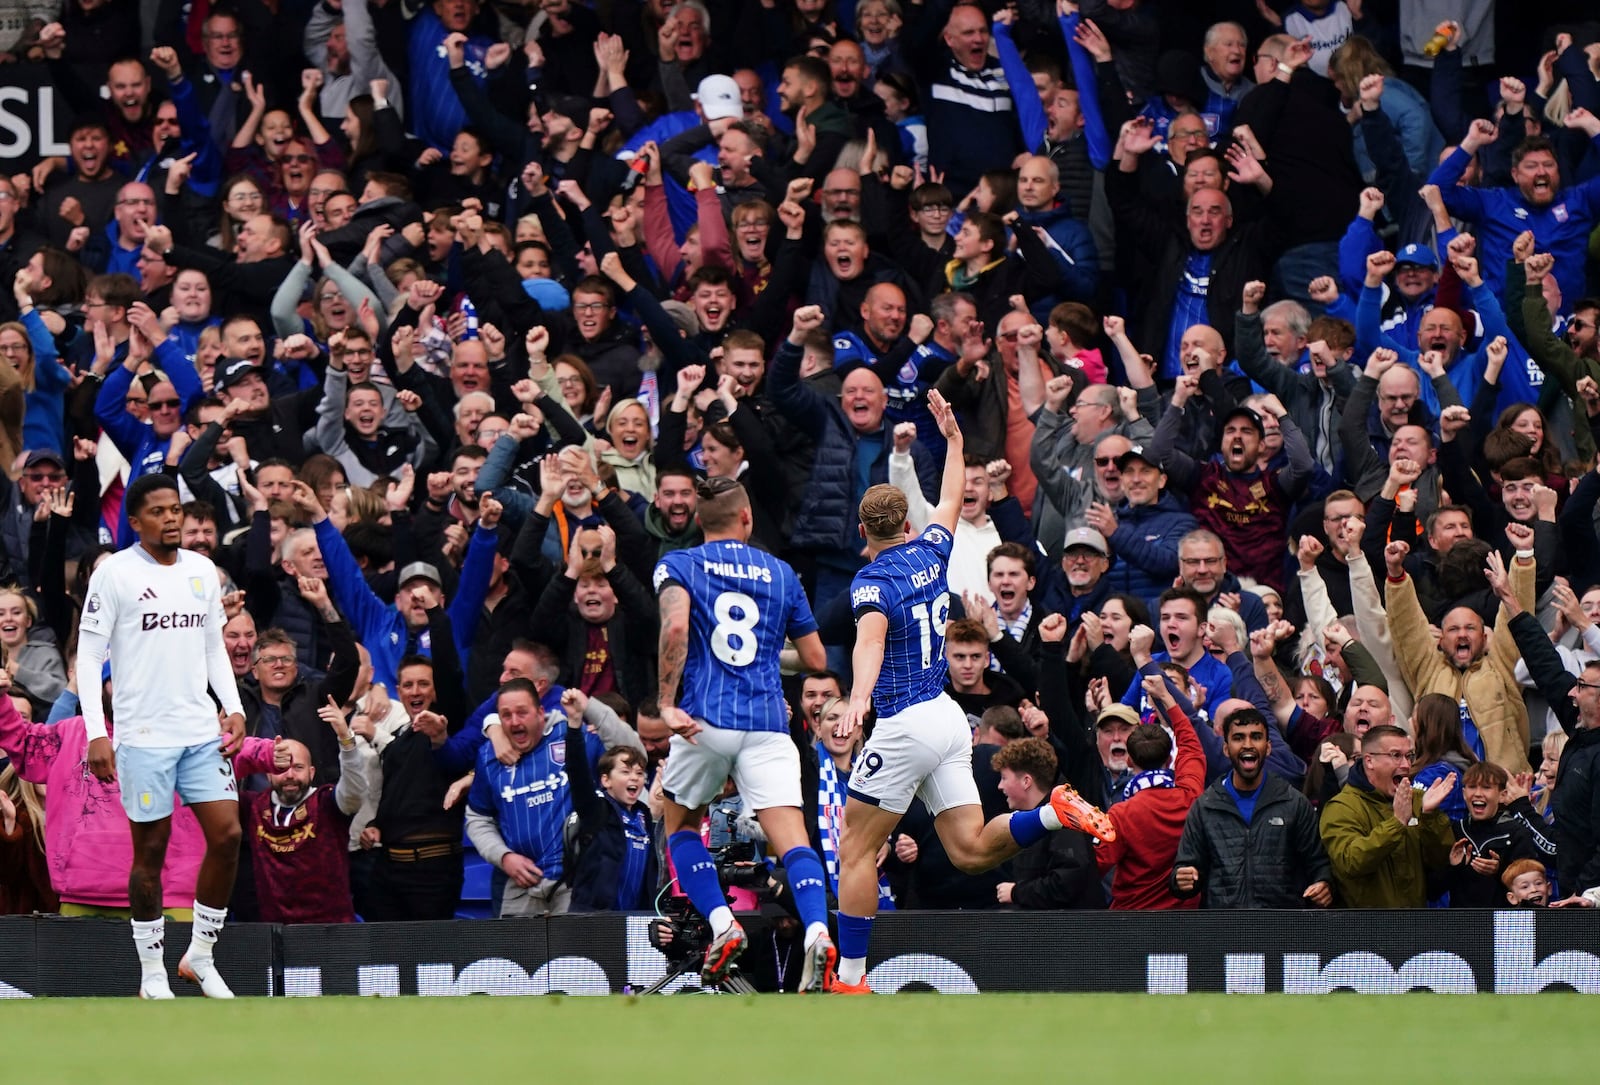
[148,398,182,411]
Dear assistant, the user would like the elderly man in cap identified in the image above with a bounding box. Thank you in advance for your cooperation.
[1086,442,1197,613]
[288,476,502,690]
[1035,526,1112,629]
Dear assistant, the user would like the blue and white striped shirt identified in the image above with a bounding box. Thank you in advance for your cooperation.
[851,525,955,717]
[654,541,818,733]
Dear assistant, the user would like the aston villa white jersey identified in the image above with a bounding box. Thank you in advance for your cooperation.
[78,546,245,748]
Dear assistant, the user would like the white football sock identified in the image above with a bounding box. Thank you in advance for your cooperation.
[838,956,867,985]
[707,905,735,937]
[187,901,228,962]
[131,917,167,983]
[804,922,831,950]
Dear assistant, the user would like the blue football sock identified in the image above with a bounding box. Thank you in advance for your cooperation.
[1008,808,1050,848]
[837,912,873,982]
[781,846,830,931]
[668,830,728,923]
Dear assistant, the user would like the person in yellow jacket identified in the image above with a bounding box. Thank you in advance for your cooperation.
[1381,533,1535,774]
[1319,724,1457,907]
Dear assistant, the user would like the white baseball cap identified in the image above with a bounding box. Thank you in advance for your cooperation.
[695,74,742,123]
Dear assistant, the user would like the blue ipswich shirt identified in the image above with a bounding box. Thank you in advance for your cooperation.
[465,702,607,880]
[653,540,818,733]
[850,524,955,717]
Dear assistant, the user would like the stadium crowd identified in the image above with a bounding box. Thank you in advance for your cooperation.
[5,0,1600,938]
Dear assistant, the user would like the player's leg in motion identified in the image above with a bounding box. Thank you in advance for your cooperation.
[832,800,904,993]
[661,796,748,984]
[127,815,177,999]
[176,796,244,998]
[750,804,836,992]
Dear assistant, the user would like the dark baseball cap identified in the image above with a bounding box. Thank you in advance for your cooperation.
[1221,406,1265,436]
[1114,443,1160,471]
[215,358,262,390]
[548,95,593,130]
[23,449,66,472]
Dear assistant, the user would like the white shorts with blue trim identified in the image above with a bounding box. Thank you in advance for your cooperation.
[115,741,237,822]
[847,692,980,816]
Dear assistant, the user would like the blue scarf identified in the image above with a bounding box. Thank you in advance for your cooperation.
[1123,768,1175,801]
[817,741,896,910]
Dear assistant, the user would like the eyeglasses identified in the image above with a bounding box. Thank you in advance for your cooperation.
[23,472,65,483]
[0,342,27,354]
[555,375,584,385]
[125,394,147,406]
[1366,749,1414,762]
[1093,455,1118,466]
[227,191,262,203]
[148,398,182,411]
[205,29,241,41]
[1169,129,1209,143]
[1063,551,1103,564]
[572,302,610,313]
[822,188,860,199]
[914,204,952,214]
[1573,681,1600,691]
[478,428,507,442]
[342,347,374,358]
[255,654,297,668]
[1570,320,1595,332]
[117,197,156,207]
[1378,394,1416,405]
[84,299,109,310]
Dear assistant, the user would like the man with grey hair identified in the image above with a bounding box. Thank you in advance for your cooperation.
[1199,21,1253,129]
[1014,155,1098,314]
[1260,298,1310,363]
[453,390,497,448]
[1031,373,1152,561]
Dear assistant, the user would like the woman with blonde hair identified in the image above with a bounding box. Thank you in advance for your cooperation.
[0,586,65,704]
[599,399,655,498]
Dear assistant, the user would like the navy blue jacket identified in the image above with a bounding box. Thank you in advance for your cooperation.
[565,721,657,911]
[767,339,937,553]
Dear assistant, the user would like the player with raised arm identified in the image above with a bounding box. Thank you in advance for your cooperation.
[829,385,1115,995]
[76,474,249,999]
[654,468,836,991]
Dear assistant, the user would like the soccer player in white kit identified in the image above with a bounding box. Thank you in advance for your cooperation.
[77,474,249,999]
[829,388,1115,994]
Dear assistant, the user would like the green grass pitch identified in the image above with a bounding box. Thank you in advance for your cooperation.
[4,994,1593,1083]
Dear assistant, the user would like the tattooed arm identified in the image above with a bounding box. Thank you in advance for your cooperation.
[656,583,691,727]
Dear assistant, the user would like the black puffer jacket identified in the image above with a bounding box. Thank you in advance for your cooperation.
[1170,772,1332,909]
[1007,821,1105,910]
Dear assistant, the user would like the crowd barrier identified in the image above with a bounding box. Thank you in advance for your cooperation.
[2,910,1597,997]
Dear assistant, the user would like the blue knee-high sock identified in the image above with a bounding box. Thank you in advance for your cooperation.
[668,830,728,921]
[781,846,829,930]
[837,912,873,961]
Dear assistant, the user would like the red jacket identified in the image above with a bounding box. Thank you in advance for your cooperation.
[1095,702,1206,910]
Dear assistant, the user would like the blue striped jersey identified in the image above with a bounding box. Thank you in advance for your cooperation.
[850,525,955,717]
[654,541,818,733]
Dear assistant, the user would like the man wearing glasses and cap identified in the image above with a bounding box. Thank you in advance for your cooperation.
[1085,442,1197,614]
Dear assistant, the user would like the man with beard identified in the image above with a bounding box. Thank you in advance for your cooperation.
[645,468,701,560]
[877,292,975,458]
[1319,724,1456,907]
[1149,397,1311,593]
[1386,539,1534,775]
[245,716,370,925]
[775,55,853,184]
[1430,117,1600,311]
[1172,707,1332,908]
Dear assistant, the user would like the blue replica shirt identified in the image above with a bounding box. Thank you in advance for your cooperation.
[888,341,955,458]
[465,704,608,878]
[850,524,955,717]
[1121,650,1233,728]
[1163,252,1213,379]
[654,540,818,733]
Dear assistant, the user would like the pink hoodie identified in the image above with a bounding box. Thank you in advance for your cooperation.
[0,697,273,909]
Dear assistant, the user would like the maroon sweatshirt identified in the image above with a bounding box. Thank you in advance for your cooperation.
[247,787,356,925]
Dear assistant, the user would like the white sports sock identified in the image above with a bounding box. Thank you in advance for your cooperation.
[1039,803,1064,831]
[804,922,831,950]
[707,905,735,937]
[838,956,867,985]
[131,917,167,982]
[187,901,228,962]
